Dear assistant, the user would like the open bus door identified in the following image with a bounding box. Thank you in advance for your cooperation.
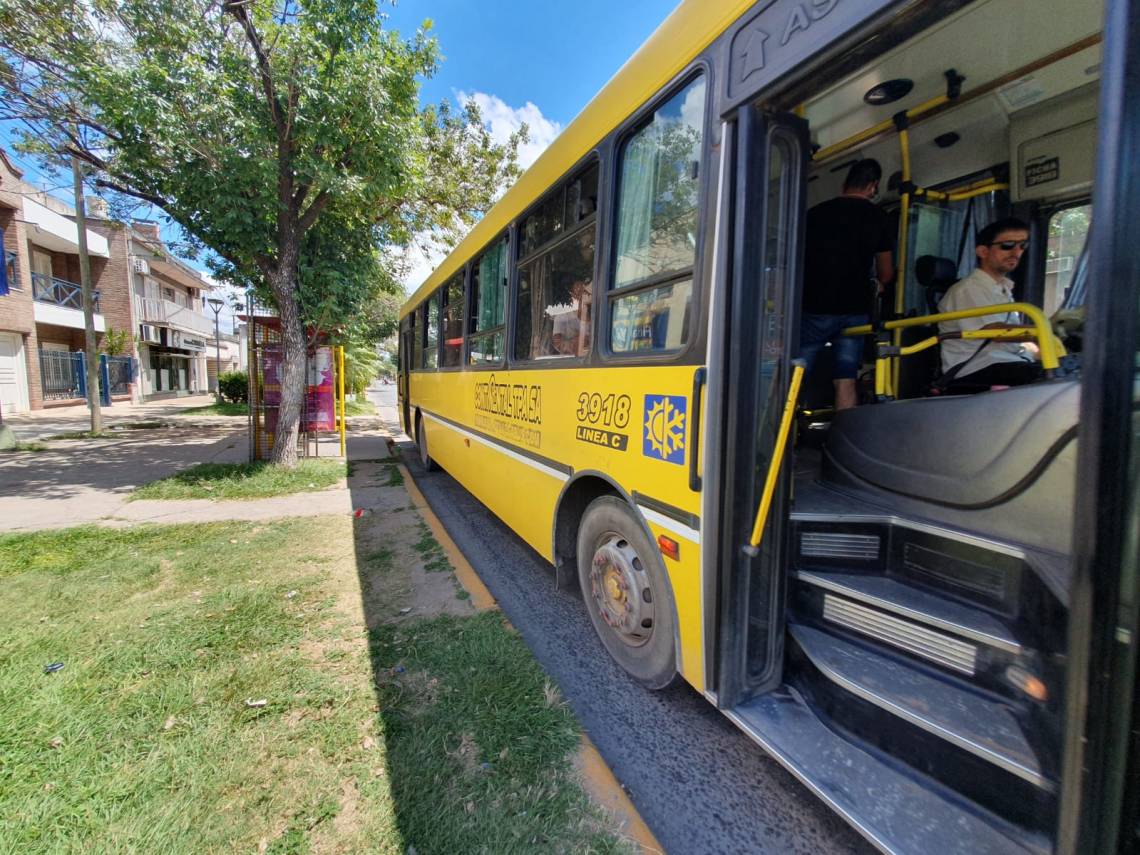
[716,106,809,709]
[398,321,412,436]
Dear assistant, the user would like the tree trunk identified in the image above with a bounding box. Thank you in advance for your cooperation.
[269,260,305,468]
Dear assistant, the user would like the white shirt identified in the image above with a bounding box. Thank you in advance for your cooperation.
[937,267,1033,376]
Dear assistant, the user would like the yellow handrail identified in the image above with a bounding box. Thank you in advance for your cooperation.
[748,361,806,550]
[843,302,1061,370]
[843,302,1064,400]
[812,93,951,163]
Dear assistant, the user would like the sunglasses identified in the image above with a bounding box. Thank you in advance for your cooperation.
[989,239,1030,251]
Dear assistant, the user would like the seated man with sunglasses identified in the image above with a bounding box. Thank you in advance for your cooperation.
[937,217,1043,390]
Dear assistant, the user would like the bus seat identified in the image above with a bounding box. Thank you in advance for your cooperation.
[824,379,1078,510]
[916,254,958,312]
[896,255,959,399]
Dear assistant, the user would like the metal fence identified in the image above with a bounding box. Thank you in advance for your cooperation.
[39,349,82,401]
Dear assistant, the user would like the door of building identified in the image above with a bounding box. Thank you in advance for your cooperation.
[0,332,30,414]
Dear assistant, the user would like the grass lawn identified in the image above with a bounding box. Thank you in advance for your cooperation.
[0,518,628,853]
[344,398,375,417]
[179,401,249,416]
[131,459,346,501]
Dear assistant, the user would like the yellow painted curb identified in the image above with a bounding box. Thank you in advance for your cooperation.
[396,461,497,612]
[576,735,665,854]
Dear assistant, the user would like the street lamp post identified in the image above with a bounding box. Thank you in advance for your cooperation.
[207,297,224,403]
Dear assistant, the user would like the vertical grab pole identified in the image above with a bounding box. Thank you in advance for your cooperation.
[337,345,346,457]
[893,120,912,397]
[748,360,806,551]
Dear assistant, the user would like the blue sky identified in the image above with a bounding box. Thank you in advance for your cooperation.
[4,0,680,299]
[384,0,680,286]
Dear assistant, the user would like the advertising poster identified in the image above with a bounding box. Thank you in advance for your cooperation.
[306,347,335,432]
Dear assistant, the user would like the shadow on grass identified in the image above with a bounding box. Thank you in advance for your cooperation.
[344,447,629,853]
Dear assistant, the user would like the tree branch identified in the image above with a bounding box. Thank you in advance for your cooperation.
[297,188,330,235]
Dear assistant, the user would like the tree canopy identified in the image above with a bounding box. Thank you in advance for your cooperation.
[0,0,522,463]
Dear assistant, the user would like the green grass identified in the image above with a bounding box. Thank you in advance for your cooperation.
[131,459,346,501]
[370,613,626,853]
[344,398,376,417]
[0,520,389,853]
[1,441,48,453]
[179,401,249,416]
[45,430,123,441]
[413,522,451,573]
[0,520,630,854]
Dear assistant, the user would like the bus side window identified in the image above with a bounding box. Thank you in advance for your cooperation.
[469,235,508,365]
[609,75,706,354]
[412,305,423,369]
[425,291,440,370]
[442,273,465,368]
[514,162,599,361]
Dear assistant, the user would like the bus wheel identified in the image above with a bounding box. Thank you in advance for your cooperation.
[415,414,438,472]
[577,496,677,689]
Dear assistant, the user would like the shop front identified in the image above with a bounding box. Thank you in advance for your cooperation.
[139,328,208,398]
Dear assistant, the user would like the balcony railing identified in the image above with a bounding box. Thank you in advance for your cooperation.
[135,296,215,336]
[31,272,100,313]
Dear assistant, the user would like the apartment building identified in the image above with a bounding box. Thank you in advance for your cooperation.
[87,216,213,400]
[0,148,216,412]
[0,151,112,413]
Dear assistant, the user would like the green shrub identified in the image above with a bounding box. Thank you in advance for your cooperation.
[218,370,249,403]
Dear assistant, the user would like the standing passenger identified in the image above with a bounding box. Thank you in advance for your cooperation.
[799,159,895,410]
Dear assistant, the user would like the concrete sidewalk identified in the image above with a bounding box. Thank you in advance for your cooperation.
[0,384,402,532]
[1,394,235,443]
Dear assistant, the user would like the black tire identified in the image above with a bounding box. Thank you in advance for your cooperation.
[415,413,438,471]
[577,496,678,689]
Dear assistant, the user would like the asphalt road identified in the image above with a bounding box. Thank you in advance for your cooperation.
[369,385,870,855]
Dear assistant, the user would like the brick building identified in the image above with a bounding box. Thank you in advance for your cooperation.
[0,148,215,412]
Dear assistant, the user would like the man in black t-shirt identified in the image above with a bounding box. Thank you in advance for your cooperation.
[799,159,895,409]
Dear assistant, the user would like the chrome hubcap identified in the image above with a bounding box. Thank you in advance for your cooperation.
[588,535,654,647]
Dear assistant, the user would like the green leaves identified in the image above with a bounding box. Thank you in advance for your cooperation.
[0,0,520,462]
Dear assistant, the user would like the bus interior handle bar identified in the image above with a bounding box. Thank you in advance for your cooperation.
[842,302,1062,372]
[746,360,806,555]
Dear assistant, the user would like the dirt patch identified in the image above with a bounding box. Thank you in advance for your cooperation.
[447,731,481,775]
[344,460,475,628]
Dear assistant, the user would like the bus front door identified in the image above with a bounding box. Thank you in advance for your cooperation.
[716,106,808,709]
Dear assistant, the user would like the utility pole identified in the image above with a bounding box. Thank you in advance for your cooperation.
[71,155,101,434]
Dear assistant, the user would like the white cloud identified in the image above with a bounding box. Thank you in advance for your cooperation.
[456,90,562,171]
[399,93,561,292]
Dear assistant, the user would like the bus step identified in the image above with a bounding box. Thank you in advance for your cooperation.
[794,569,1022,656]
[789,622,1051,791]
[728,687,1049,855]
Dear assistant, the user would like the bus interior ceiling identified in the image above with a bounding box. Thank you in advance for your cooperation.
[800,0,1101,311]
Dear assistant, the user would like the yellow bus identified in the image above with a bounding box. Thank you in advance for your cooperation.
[399,1,1140,851]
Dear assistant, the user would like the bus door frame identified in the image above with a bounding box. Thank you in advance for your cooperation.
[399,318,413,435]
[1057,1,1140,851]
[715,105,809,710]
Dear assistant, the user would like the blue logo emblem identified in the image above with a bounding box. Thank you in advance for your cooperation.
[643,395,687,465]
